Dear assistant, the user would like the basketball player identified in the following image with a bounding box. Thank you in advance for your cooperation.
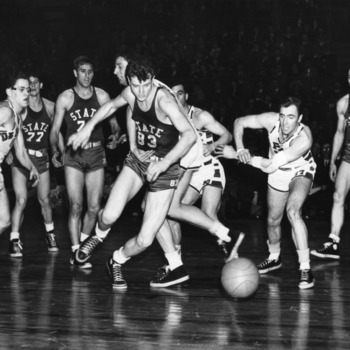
[50,56,120,268]
[68,57,197,289]
[0,73,39,239]
[311,68,350,259]
[218,97,316,289]
[9,73,61,257]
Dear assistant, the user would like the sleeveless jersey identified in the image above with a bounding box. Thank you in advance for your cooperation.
[132,87,179,158]
[64,87,103,143]
[342,95,350,162]
[22,102,51,150]
[269,119,314,168]
[0,100,20,163]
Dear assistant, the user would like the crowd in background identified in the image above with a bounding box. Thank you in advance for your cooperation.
[1,0,349,221]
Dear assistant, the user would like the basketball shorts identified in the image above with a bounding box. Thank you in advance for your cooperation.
[64,145,106,173]
[180,134,203,171]
[268,159,316,192]
[190,157,226,194]
[13,149,49,175]
[124,151,180,192]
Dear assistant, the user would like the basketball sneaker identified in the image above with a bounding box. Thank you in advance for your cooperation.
[9,239,23,258]
[257,257,282,274]
[45,231,59,252]
[70,252,92,269]
[299,269,315,289]
[106,257,127,290]
[310,239,340,259]
[150,265,189,288]
[75,235,103,263]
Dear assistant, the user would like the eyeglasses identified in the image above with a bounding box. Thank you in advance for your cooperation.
[11,87,30,93]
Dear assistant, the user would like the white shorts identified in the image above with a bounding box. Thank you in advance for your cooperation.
[268,160,316,192]
[180,134,203,170]
[189,157,226,194]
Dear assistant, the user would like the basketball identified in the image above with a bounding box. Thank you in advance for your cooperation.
[221,257,259,298]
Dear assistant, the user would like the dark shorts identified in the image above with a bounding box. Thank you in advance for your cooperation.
[64,145,106,173]
[13,149,49,175]
[124,151,180,192]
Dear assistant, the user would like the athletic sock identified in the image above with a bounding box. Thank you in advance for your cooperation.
[267,240,281,260]
[95,224,110,240]
[113,247,130,264]
[209,222,231,242]
[44,222,54,232]
[10,232,20,241]
[329,233,340,243]
[297,248,310,270]
[165,250,183,270]
[80,232,89,242]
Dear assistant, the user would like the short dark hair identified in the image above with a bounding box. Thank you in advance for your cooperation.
[280,96,302,115]
[125,57,155,82]
[28,71,42,82]
[6,72,29,89]
[73,56,94,70]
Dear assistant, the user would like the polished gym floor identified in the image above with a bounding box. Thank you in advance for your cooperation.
[0,197,349,350]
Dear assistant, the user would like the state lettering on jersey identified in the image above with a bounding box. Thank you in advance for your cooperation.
[70,108,97,121]
[272,141,283,153]
[135,121,164,149]
[0,130,15,142]
[23,122,49,133]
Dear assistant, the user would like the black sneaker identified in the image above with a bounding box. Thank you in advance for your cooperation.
[299,269,315,289]
[9,239,23,258]
[154,264,170,279]
[310,239,340,260]
[257,257,282,274]
[75,235,102,263]
[70,252,92,269]
[45,231,59,252]
[106,257,127,290]
[150,265,189,288]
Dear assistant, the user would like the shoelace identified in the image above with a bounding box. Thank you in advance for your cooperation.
[81,236,101,254]
[155,265,170,279]
[112,263,124,282]
[14,240,23,250]
[258,259,274,268]
[47,233,56,246]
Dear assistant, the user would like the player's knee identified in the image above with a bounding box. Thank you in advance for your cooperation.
[267,216,281,229]
[38,195,50,208]
[87,204,100,217]
[100,208,118,227]
[135,234,153,250]
[286,204,302,222]
[15,196,27,209]
[333,191,345,206]
[70,202,83,217]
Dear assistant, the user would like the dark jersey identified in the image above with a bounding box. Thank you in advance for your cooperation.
[64,87,103,143]
[132,87,179,158]
[22,102,51,150]
[342,95,350,163]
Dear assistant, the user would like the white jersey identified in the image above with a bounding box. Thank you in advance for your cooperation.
[0,100,20,165]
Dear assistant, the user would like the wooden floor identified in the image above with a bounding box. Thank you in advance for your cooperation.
[0,199,350,350]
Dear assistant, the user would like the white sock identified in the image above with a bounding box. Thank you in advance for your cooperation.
[80,233,89,242]
[329,233,340,243]
[267,240,281,260]
[71,244,80,252]
[210,222,231,242]
[10,232,20,241]
[165,250,183,270]
[95,224,110,240]
[297,248,310,270]
[113,247,130,264]
[45,222,54,232]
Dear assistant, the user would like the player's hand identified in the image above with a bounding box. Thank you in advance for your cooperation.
[214,145,238,159]
[52,151,63,168]
[329,162,337,182]
[133,149,155,162]
[146,158,171,183]
[29,167,40,187]
[5,151,13,165]
[237,148,251,163]
[203,143,215,157]
[67,125,93,150]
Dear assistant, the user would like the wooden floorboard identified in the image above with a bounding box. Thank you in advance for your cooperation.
[0,200,350,349]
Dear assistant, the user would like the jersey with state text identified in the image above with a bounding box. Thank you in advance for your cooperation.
[132,87,179,158]
[269,119,314,168]
[0,100,20,163]
[342,94,350,162]
[22,102,51,150]
[65,87,103,143]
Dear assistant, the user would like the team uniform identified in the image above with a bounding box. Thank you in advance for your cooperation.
[64,87,106,172]
[0,100,20,167]
[12,102,50,174]
[125,87,180,192]
[268,120,316,192]
[341,99,350,163]
[188,106,226,194]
